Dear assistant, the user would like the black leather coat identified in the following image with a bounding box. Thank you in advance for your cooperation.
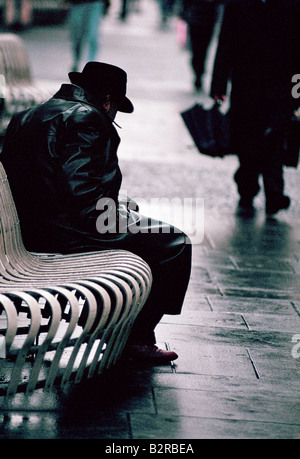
[1,84,137,253]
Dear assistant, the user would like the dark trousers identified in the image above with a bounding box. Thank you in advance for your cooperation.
[119,0,128,19]
[95,214,192,345]
[128,225,192,344]
[234,128,286,203]
[189,23,215,82]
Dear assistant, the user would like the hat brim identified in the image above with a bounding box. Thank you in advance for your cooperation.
[118,96,134,113]
[68,71,134,113]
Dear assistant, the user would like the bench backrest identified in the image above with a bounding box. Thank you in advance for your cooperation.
[0,33,32,86]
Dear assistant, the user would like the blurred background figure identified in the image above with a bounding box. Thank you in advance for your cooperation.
[4,0,33,30]
[179,0,217,91]
[157,0,176,29]
[119,0,129,20]
[65,0,110,72]
[118,0,141,22]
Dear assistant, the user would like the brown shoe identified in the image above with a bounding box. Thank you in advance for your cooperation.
[124,344,178,365]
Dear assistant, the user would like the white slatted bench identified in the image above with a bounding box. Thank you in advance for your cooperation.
[0,162,152,397]
[0,32,58,135]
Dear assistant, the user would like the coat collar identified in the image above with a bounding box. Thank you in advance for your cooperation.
[53,83,106,114]
[52,83,124,130]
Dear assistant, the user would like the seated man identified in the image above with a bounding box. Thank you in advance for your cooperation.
[0,62,192,365]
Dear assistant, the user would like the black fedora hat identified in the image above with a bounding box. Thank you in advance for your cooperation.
[68,62,134,113]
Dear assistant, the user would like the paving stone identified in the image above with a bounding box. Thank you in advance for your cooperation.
[161,310,247,329]
[155,323,299,354]
[207,296,298,315]
[130,413,300,439]
[153,387,300,425]
[150,372,300,396]
[163,341,258,379]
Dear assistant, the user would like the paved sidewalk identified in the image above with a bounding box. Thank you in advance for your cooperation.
[0,0,300,440]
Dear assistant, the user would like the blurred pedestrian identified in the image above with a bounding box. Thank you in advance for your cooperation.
[1,62,192,365]
[158,0,176,29]
[64,0,110,71]
[211,0,300,216]
[179,0,217,91]
[119,0,129,21]
[4,0,33,30]
[119,0,140,21]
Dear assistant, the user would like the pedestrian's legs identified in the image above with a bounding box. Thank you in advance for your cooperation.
[68,3,103,70]
[234,129,289,214]
[119,0,128,20]
[189,24,215,89]
[261,130,285,203]
[86,2,104,61]
[159,0,175,27]
[234,153,261,202]
[69,4,87,71]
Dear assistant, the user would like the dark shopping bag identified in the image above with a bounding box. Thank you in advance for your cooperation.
[284,108,300,168]
[181,103,231,157]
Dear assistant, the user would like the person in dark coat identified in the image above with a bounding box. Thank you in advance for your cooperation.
[0,62,192,365]
[179,0,217,91]
[211,0,300,215]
